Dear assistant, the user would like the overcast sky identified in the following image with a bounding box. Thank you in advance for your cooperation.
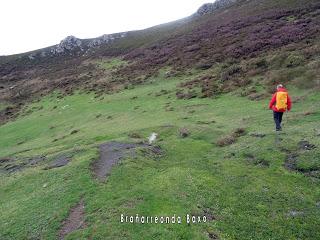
[0,0,211,55]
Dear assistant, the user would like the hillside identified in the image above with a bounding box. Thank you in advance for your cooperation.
[1,0,319,124]
[1,0,320,239]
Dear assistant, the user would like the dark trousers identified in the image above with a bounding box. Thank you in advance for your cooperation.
[273,111,284,130]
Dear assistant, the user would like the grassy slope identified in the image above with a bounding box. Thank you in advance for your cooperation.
[0,66,319,239]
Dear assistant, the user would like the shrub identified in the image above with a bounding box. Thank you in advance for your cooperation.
[233,128,246,137]
[176,90,198,99]
[292,69,318,89]
[240,86,257,97]
[179,128,190,138]
[216,135,236,147]
[220,65,243,82]
[255,58,268,69]
[265,67,306,86]
[216,128,246,147]
[269,52,288,69]
[128,132,143,138]
[285,54,305,67]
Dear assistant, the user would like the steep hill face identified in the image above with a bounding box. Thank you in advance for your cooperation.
[0,0,320,124]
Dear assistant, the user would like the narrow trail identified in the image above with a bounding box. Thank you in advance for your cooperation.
[58,198,86,240]
[92,141,149,182]
[58,141,162,238]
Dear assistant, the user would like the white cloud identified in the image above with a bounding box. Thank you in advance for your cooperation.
[0,0,211,55]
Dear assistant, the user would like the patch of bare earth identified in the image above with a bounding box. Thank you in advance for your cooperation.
[0,155,46,174]
[91,141,162,182]
[0,153,74,173]
[44,154,71,170]
[207,231,219,240]
[284,140,318,178]
[216,128,246,147]
[58,198,87,240]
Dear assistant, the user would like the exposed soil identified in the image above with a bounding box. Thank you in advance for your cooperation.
[28,155,47,166]
[44,155,71,170]
[0,104,23,125]
[0,155,46,173]
[58,198,87,240]
[249,132,266,138]
[216,128,247,147]
[70,129,79,135]
[298,140,316,150]
[206,229,219,240]
[284,152,297,169]
[179,128,190,138]
[284,140,319,178]
[91,141,163,181]
[196,120,216,125]
[141,145,164,159]
[0,152,74,173]
[128,132,143,139]
[203,208,217,221]
[0,161,23,174]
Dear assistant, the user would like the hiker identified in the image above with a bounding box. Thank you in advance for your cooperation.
[269,84,292,131]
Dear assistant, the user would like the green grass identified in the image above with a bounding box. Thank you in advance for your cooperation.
[0,102,8,111]
[96,58,128,71]
[0,75,320,239]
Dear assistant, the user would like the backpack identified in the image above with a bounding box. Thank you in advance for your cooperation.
[276,92,288,111]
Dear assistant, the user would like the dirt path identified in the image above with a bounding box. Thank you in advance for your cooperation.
[58,198,87,240]
[91,141,149,181]
[58,141,162,238]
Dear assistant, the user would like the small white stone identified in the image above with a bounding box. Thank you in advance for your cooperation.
[148,132,158,144]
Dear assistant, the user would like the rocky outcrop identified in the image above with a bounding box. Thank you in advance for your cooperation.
[26,32,129,59]
[87,32,127,48]
[52,33,128,55]
[27,1,236,60]
[51,36,83,55]
[196,0,238,16]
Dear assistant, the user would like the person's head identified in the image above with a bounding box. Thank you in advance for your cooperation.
[276,84,284,90]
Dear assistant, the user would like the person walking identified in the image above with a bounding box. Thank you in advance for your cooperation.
[269,84,292,131]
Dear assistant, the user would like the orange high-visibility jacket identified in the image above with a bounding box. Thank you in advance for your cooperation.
[269,87,292,112]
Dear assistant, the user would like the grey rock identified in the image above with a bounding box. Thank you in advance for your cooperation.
[287,210,304,217]
[196,0,238,16]
[87,32,127,48]
[40,51,47,57]
[28,54,36,60]
[28,29,128,59]
[51,35,82,55]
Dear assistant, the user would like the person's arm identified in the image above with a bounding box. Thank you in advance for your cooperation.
[269,93,276,109]
[287,94,292,111]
